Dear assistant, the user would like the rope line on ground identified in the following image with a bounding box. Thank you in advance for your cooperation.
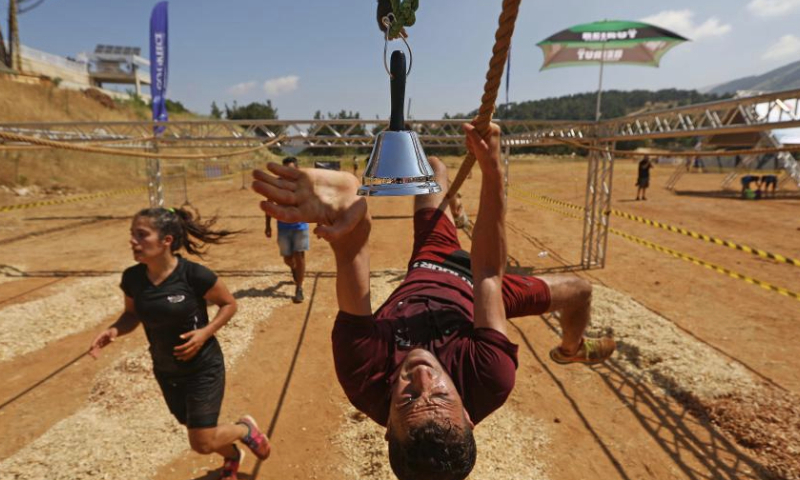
[513,188,800,269]
[0,187,147,213]
[0,130,283,159]
[509,190,800,302]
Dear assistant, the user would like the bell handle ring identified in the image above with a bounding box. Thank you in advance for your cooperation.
[389,50,407,132]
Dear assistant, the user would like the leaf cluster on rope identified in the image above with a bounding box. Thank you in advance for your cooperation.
[377,0,418,39]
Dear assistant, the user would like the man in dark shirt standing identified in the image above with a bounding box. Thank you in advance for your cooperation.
[636,156,654,201]
[252,122,615,480]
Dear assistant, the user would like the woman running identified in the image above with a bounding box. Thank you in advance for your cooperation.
[89,207,270,480]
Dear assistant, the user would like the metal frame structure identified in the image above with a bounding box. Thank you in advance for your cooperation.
[580,141,615,269]
[4,89,800,269]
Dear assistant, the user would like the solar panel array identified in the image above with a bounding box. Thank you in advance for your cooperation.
[94,45,141,56]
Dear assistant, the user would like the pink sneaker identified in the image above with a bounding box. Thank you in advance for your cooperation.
[221,446,244,480]
[237,415,271,460]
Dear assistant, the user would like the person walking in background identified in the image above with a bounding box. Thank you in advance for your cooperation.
[760,174,778,197]
[636,156,653,200]
[740,174,760,199]
[89,207,270,480]
[352,155,359,176]
[265,157,310,303]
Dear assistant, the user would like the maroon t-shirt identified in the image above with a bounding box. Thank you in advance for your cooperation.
[332,263,519,427]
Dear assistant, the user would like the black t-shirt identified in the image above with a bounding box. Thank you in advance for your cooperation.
[638,159,652,179]
[120,256,223,376]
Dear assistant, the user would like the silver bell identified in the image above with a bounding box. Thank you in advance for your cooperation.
[358,130,441,196]
[359,49,441,197]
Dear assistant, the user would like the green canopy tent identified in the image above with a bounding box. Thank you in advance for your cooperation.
[537,20,688,121]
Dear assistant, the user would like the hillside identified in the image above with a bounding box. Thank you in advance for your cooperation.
[494,89,730,121]
[0,78,202,197]
[707,59,800,95]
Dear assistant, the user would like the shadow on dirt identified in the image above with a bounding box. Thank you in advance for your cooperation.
[233,281,294,300]
[510,318,770,480]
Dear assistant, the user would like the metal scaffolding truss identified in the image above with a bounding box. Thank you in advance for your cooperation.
[581,141,615,269]
[5,88,800,270]
[597,88,800,141]
[0,119,592,149]
[3,89,800,148]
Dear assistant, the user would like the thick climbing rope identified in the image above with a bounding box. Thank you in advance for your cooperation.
[553,136,800,158]
[0,135,157,151]
[447,0,521,199]
[0,130,283,160]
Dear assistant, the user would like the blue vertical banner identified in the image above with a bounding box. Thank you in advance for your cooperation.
[150,1,169,134]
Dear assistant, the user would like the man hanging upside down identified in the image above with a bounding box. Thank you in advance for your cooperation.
[252,122,615,480]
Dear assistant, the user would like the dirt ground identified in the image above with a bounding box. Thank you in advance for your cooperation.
[0,157,798,480]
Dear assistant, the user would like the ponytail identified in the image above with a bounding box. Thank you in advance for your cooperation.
[135,207,238,257]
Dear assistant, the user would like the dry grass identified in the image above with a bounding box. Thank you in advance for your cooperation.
[0,276,120,361]
[0,276,282,480]
[585,285,756,399]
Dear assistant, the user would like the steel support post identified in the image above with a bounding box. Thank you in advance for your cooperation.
[503,144,510,201]
[180,166,189,206]
[580,145,601,269]
[148,138,164,207]
[596,144,615,268]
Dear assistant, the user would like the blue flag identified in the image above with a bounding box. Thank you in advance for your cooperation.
[150,1,168,134]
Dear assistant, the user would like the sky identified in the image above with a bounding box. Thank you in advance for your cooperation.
[7,0,800,119]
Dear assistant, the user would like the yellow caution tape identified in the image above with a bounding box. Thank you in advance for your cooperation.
[0,187,147,213]
[512,188,800,269]
[608,227,800,301]
[609,209,800,269]
[509,190,800,302]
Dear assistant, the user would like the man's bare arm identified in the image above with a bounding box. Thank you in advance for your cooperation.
[465,123,508,336]
[252,164,371,315]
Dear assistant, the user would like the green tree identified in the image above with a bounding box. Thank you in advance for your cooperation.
[210,101,222,119]
[225,100,282,136]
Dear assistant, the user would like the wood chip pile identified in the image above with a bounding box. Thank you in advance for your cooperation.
[0,277,281,480]
[0,276,120,361]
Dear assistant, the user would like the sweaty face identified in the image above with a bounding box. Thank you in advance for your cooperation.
[387,349,473,440]
[129,216,171,263]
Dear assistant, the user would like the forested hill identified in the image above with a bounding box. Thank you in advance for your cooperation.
[490,89,731,121]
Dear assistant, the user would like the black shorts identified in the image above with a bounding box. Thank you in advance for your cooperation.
[636,178,650,188]
[154,361,225,429]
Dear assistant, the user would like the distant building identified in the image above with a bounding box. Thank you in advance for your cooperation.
[87,45,151,98]
[13,43,151,101]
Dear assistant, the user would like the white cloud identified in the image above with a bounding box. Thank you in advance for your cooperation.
[747,0,800,17]
[226,81,257,96]
[762,34,800,60]
[263,75,299,96]
[640,10,731,40]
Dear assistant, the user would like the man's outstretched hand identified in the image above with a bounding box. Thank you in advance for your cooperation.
[252,163,368,243]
